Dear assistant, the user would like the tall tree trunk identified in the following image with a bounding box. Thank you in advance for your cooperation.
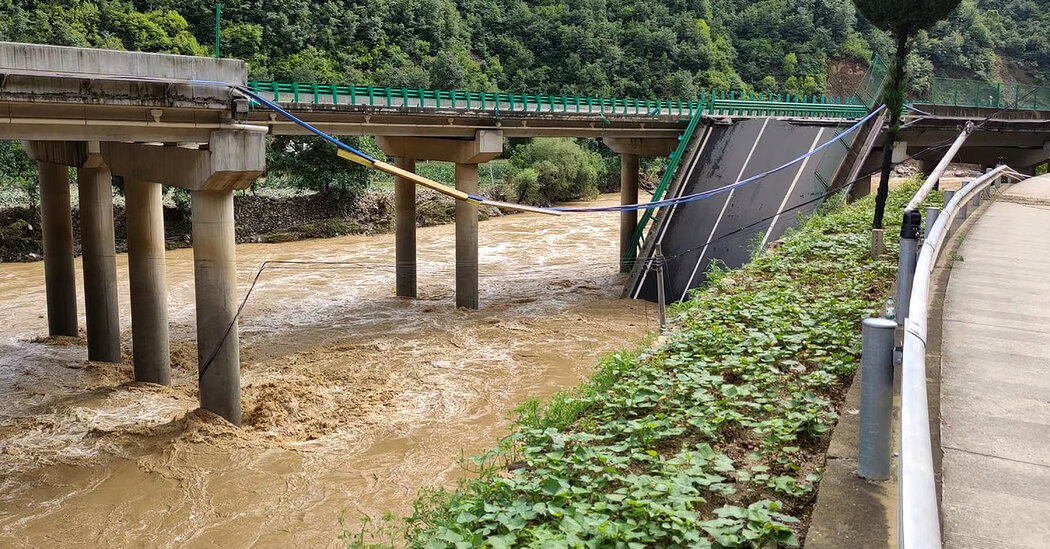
[873,31,912,229]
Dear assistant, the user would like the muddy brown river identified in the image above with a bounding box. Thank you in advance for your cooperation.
[0,194,649,547]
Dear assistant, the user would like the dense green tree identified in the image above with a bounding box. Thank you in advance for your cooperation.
[506,139,607,205]
[266,135,382,197]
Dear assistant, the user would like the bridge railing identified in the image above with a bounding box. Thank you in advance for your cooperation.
[622,109,706,269]
[246,81,870,120]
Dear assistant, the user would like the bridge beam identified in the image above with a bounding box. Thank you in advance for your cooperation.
[602,138,678,272]
[37,159,78,337]
[125,178,171,384]
[394,157,417,298]
[375,130,503,164]
[78,160,122,363]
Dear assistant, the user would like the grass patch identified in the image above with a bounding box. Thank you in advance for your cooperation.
[343,185,923,548]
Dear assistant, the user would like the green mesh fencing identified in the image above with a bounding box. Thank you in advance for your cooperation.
[855,54,889,107]
[810,54,889,199]
[926,78,1050,110]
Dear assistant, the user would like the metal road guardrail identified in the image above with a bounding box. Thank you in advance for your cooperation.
[897,165,1011,548]
[245,81,871,119]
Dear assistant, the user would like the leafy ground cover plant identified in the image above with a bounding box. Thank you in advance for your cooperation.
[346,184,924,548]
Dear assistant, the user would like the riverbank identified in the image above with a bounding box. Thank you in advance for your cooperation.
[350,187,917,547]
[0,187,511,262]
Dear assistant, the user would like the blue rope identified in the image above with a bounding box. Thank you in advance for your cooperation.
[231,84,378,163]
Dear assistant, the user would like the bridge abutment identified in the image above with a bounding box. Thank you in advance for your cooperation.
[37,160,78,337]
[77,162,122,363]
[125,178,171,384]
[394,157,417,298]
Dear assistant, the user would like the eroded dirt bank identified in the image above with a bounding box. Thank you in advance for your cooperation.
[0,194,648,548]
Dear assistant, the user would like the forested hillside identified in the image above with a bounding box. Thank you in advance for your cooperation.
[2,0,1048,99]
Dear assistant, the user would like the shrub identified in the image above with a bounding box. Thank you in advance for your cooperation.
[506,139,605,206]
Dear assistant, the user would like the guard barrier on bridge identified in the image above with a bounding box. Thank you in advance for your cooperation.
[246,81,872,119]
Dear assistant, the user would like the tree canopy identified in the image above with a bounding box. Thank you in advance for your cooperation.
[854,0,964,35]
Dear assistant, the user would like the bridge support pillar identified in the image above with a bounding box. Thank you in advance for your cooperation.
[78,164,121,362]
[192,190,241,425]
[891,141,909,164]
[619,153,640,272]
[38,160,78,337]
[394,157,417,298]
[375,131,502,309]
[125,178,170,384]
[602,138,677,271]
[455,163,480,309]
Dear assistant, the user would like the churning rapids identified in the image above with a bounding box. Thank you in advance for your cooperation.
[0,193,649,548]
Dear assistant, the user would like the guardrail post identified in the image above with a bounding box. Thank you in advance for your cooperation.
[895,210,922,326]
[655,243,667,330]
[925,207,940,239]
[859,317,897,481]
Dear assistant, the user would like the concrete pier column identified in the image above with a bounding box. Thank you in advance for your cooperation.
[455,163,479,310]
[394,157,417,298]
[602,138,677,271]
[191,190,241,425]
[78,166,121,362]
[38,161,78,337]
[619,153,640,272]
[125,178,170,384]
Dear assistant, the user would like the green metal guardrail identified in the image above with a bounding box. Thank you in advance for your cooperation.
[246,81,871,119]
[621,109,705,269]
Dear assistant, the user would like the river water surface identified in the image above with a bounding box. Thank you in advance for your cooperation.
[0,194,649,547]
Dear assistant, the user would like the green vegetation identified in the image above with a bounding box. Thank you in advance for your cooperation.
[342,186,919,547]
[505,139,611,206]
[266,135,384,201]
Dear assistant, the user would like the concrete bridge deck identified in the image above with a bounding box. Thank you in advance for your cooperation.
[940,174,1050,548]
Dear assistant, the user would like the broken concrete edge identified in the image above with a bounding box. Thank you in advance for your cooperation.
[0,41,246,84]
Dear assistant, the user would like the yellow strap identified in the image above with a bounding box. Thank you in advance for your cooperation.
[335,149,562,216]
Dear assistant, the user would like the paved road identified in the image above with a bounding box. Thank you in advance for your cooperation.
[941,174,1050,548]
